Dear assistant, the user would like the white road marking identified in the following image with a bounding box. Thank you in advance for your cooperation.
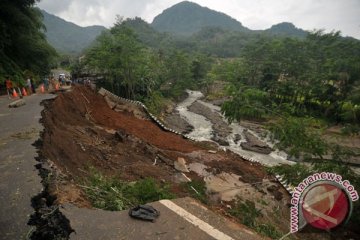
[159,200,234,240]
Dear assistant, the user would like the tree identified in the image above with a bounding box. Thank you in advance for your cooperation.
[0,0,57,84]
[85,23,151,99]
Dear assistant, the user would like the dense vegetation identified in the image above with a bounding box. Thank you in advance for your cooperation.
[76,17,212,115]
[214,30,360,233]
[221,31,360,123]
[0,0,57,85]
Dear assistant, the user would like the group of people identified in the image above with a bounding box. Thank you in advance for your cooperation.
[2,74,74,99]
[3,77,36,99]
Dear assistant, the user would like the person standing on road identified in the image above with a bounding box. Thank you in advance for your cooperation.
[26,78,32,94]
[44,77,49,91]
[5,77,13,99]
[30,78,36,94]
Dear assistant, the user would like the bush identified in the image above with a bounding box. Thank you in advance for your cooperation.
[182,180,208,204]
[128,178,175,204]
[228,199,262,228]
[83,170,174,211]
[144,91,167,115]
[255,224,282,239]
[269,117,328,158]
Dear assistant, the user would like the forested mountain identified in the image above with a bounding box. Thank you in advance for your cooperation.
[40,1,309,55]
[151,1,249,35]
[41,10,107,54]
[264,22,307,38]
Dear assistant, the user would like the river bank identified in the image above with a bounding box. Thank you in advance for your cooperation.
[164,90,292,166]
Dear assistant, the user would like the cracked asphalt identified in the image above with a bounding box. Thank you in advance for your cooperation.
[0,94,54,240]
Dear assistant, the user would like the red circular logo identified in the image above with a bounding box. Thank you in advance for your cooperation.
[301,184,349,230]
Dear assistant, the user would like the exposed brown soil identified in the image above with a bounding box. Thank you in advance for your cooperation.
[41,86,273,206]
[38,86,353,239]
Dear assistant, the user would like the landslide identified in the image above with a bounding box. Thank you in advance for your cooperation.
[41,86,270,206]
[39,86,334,239]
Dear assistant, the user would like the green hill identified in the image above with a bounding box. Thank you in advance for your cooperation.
[40,2,308,56]
[264,22,307,38]
[41,10,107,55]
[151,1,249,36]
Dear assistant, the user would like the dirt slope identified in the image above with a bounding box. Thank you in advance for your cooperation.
[39,86,324,239]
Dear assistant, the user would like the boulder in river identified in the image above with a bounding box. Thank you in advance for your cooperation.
[211,134,229,146]
[234,134,242,144]
[240,130,272,154]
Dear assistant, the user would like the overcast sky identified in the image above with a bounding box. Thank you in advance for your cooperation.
[37,0,360,39]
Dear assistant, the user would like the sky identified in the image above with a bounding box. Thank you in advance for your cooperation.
[37,0,360,39]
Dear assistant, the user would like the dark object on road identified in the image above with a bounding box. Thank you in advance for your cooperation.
[129,205,160,222]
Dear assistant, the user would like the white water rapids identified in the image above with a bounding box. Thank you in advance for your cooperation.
[176,90,294,166]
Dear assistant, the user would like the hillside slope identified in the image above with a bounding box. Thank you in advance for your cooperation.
[264,22,307,38]
[41,10,107,54]
[151,1,248,36]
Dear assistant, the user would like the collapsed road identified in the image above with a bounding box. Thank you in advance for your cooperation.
[0,86,327,240]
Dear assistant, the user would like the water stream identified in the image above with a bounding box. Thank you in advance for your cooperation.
[176,90,213,141]
[175,91,360,200]
[178,90,294,166]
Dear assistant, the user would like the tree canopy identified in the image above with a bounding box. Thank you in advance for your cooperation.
[0,0,57,85]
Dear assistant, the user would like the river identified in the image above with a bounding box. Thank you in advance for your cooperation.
[176,90,294,167]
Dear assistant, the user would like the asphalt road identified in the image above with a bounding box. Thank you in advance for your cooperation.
[0,94,54,240]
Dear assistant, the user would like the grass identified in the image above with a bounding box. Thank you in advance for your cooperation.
[182,180,208,204]
[228,199,282,239]
[228,199,262,228]
[258,199,267,206]
[255,224,282,239]
[82,169,174,211]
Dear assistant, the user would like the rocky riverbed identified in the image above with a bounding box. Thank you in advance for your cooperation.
[164,90,292,166]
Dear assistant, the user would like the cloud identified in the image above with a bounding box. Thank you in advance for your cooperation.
[37,0,360,39]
